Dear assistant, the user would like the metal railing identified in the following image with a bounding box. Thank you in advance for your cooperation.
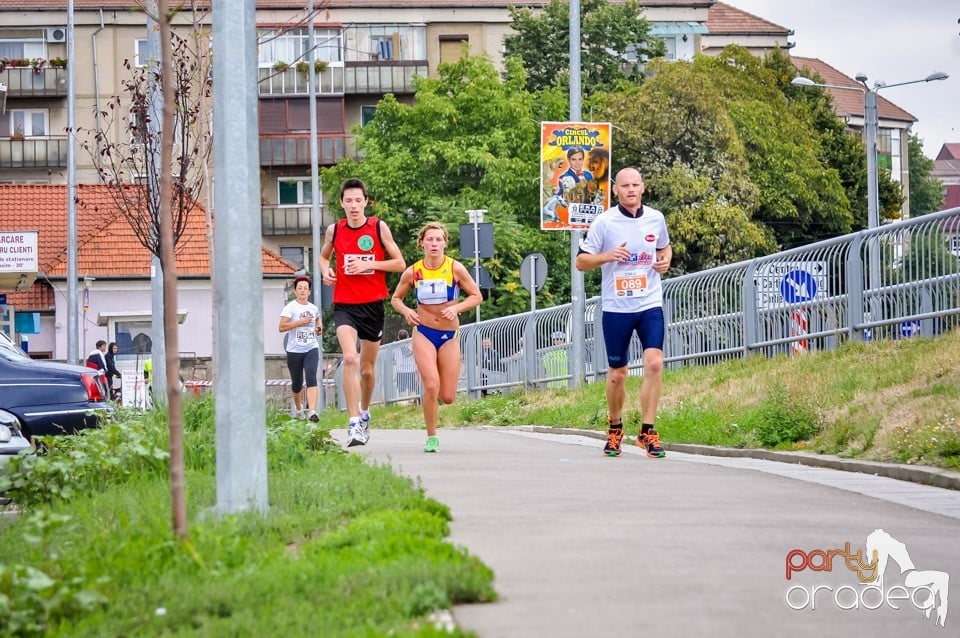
[0,67,68,97]
[0,137,69,168]
[327,208,960,409]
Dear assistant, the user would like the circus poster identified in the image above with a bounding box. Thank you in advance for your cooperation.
[540,121,611,231]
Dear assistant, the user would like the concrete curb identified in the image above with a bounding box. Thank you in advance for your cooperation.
[507,425,960,492]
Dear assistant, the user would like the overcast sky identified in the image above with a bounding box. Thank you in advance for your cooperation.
[723,0,959,158]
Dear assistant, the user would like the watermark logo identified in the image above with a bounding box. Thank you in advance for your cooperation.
[784,529,949,627]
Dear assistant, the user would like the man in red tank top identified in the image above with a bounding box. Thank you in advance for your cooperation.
[319,178,406,447]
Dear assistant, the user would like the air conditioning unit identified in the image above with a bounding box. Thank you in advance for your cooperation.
[45,27,66,43]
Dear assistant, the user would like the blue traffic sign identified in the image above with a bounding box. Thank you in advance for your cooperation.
[779,269,818,304]
[900,320,921,338]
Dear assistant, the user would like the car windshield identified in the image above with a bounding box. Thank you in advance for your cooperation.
[0,331,31,363]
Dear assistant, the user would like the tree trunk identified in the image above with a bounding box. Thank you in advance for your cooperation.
[157,0,188,540]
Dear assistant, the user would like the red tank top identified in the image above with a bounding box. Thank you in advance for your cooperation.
[331,217,389,304]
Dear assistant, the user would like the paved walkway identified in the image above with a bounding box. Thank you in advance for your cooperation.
[347,427,960,638]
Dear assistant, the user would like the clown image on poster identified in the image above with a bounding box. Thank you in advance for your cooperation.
[540,122,611,231]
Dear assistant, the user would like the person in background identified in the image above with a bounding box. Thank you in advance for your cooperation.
[542,331,569,389]
[105,341,122,401]
[391,222,482,453]
[393,329,418,401]
[319,177,406,447]
[86,340,107,373]
[480,337,502,396]
[279,275,323,421]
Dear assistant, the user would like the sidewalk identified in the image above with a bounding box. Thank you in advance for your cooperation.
[348,426,960,638]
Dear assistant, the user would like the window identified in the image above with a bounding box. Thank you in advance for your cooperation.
[344,25,427,62]
[2,109,48,138]
[135,38,149,68]
[658,37,677,62]
[277,178,317,205]
[280,246,306,269]
[361,105,377,127]
[438,35,467,65]
[257,28,342,67]
[115,320,152,355]
[0,38,45,60]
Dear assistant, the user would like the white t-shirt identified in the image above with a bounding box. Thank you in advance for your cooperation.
[281,300,320,353]
[578,203,670,313]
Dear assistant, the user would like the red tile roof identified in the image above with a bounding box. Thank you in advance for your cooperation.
[936,144,960,161]
[792,57,915,123]
[0,184,296,309]
[707,2,791,35]
[0,0,710,7]
[3,284,54,311]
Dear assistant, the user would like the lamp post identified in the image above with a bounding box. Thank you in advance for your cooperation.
[791,71,948,336]
[791,72,948,231]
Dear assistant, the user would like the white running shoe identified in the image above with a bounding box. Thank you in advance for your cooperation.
[345,422,368,447]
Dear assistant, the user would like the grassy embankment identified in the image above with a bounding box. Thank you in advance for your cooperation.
[336,329,960,470]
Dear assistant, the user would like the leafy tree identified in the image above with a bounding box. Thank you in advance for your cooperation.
[323,56,570,318]
[781,50,903,229]
[907,133,945,216]
[695,48,853,248]
[504,0,664,95]
[597,58,774,272]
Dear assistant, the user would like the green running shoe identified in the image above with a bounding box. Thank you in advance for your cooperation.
[423,436,440,453]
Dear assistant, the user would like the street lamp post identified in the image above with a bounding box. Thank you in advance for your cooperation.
[791,71,948,337]
[791,72,948,231]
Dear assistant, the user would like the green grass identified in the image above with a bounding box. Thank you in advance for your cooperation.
[0,399,494,637]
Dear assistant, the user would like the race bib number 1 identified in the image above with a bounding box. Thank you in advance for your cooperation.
[416,278,448,305]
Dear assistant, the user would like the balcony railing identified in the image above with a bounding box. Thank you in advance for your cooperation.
[0,137,68,168]
[259,134,351,167]
[258,66,344,95]
[343,61,427,95]
[0,67,68,97]
[261,204,327,236]
[256,61,427,95]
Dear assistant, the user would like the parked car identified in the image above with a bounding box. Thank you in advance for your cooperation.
[0,331,112,444]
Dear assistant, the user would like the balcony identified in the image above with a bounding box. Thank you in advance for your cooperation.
[0,67,68,98]
[0,137,68,168]
[259,134,351,167]
[261,204,326,236]
[256,62,427,96]
[343,61,427,95]
[258,66,344,96]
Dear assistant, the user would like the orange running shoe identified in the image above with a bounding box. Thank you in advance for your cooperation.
[603,427,624,457]
[638,428,666,458]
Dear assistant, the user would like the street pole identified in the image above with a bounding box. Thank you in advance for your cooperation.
[466,209,486,324]
[568,0,585,387]
[307,0,324,410]
[863,87,881,326]
[66,0,78,364]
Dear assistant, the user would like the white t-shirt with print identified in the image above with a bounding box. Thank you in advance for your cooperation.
[281,300,320,353]
[578,204,670,313]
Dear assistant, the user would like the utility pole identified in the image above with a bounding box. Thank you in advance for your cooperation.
[212,0,268,514]
[568,0,585,387]
[307,0,325,409]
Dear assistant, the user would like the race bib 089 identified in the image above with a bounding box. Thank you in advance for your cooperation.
[614,269,648,297]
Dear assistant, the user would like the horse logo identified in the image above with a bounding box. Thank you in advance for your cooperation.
[865,529,949,627]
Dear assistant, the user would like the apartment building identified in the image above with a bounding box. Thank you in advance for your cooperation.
[0,0,921,357]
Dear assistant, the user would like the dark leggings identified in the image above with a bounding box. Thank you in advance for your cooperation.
[286,348,319,393]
